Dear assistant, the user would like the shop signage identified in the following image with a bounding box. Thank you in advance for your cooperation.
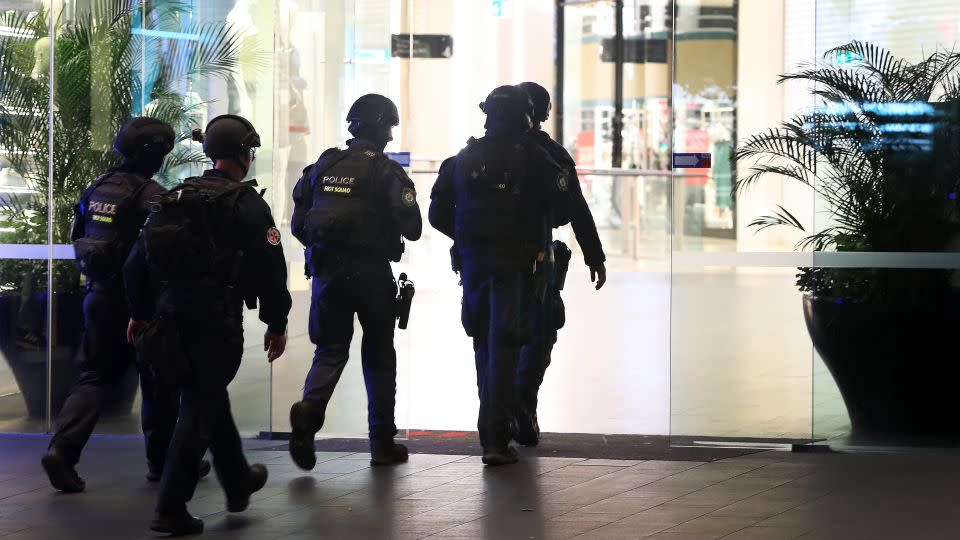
[672,153,712,168]
[391,34,453,59]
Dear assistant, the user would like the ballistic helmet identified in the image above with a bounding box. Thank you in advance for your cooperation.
[113,117,175,160]
[517,82,551,123]
[194,114,261,160]
[480,85,533,126]
[347,94,400,128]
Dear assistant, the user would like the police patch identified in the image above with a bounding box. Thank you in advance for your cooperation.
[557,173,569,191]
[267,227,281,246]
[402,187,417,207]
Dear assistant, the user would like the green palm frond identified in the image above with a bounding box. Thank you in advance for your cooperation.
[737,41,960,298]
[748,205,807,233]
[0,0,244,289]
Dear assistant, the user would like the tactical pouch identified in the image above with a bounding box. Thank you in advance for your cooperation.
[72,238,117,281]
[135,315,189,387]
[449,245,462,274]
[552,290,566,330]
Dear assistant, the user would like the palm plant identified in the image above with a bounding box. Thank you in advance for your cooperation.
[0,0,243,292]
[735,41,960,303]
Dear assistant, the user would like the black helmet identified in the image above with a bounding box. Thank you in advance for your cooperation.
[480,85,533,125]
[113,117,175,160]
[517,82,551,123]
[347,94,400,128]
[194,114,261,160]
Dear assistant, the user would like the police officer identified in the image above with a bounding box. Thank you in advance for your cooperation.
[289,94,422,470]
[124,115,292,535]
[514,82,607,447]
[429,86,571,466]
[41,118,210,493]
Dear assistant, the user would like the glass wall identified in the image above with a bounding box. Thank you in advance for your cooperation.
[3,0,958,449]
[809,0,960,445]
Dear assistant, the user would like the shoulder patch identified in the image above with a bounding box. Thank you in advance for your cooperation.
[557,173,569,192]
[267,227,281,246]
[401,187,417,207]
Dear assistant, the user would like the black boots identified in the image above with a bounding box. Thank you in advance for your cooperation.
[147,459,211,483]
[370,438,409,466]
[514,406,541,447]
[150,514,204,536]
[289,400,324,471]
[482,446,519,466]
[226,463,268,512]
[151,463,265,535]
[41,448,86,493]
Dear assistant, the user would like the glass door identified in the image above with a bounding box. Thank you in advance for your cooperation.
[669,0,816,446]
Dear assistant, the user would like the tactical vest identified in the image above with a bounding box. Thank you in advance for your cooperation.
[452,137,547,263]
[71,171,153,281]
[301,147,402,261]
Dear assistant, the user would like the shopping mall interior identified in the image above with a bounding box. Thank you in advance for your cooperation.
[2,0,960,538]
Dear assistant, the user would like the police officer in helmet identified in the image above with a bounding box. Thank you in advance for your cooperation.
[429,86,571,466]
[42,118,211,493]
[514,82,607,447]
[289,94,422,470]
[124,114,292,535]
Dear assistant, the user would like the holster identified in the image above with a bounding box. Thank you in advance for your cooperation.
[135,314,189,387]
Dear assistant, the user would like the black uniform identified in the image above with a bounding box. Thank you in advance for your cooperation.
[291,138,422,440]
[429,133,569,452]
[48,167,172,475]
[515,129,606,420]
[124,169,292,517]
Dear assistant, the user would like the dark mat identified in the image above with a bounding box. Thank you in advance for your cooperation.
[259,430,802,461]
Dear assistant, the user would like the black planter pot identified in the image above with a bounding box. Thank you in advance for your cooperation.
[0,291,139,420]
[803,295,960,445]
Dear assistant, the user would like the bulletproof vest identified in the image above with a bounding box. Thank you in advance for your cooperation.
[301,147,401,261]
[452,137,546,261]
[142,176,255,287]
[71,171,152,281]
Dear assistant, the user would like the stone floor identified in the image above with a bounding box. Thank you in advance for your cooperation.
[3,435,960,539]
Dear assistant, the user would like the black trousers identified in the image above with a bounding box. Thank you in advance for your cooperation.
[49,287,178,471]
[461,270,535,450]
[155,322,248,517]
[302,259,398,439]
[515,292,558,415]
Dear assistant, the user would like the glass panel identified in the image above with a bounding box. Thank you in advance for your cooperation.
[670,0,815,442]
[810,0,960,446]
[55,0,143,436]
[0,1,54,432]
[199,0,277,436]
[270,0,404,438]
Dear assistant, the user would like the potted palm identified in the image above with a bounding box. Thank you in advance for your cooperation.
[735,41,960,444]
[0,0,242,418]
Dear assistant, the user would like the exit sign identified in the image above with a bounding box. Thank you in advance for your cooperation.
[492,0,512,17]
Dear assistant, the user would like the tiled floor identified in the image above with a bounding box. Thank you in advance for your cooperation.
[2,435,960,539]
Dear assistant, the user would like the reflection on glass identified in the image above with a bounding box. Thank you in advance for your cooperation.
[672,0,736,246]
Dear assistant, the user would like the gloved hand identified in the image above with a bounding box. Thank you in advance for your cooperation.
[264,331,287,362]
[590,263,607,290]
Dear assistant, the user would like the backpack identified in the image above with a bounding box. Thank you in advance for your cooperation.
[142,178,257,284]
[300,147,403,261]
[71,171,153,281]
